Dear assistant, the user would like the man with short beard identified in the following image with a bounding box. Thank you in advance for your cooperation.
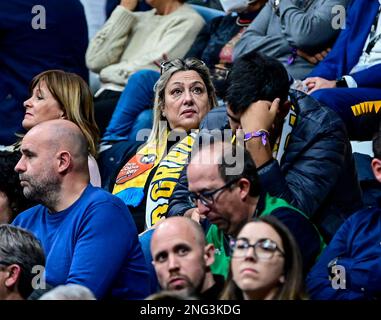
[12,119,150,300]
[151,216,224,299]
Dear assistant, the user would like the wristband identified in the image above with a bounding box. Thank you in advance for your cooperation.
[243,129,270,145]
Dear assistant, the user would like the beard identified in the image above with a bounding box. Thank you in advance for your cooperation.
[165,266,207,297]
[19,171,61,209]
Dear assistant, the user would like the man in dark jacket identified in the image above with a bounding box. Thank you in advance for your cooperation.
[169,51,362,242]
[306,128,381,300]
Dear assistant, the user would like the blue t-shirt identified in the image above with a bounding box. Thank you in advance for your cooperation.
[13,184,150,300]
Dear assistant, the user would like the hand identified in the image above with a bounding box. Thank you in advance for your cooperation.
[184,208,205,224]
[120,0,138,11]
[304,77,336,94]
[297,48,331,65]
[240,98,280,133]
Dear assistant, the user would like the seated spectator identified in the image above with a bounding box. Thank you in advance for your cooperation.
[0,0,88,146]
[169,52,362,243]
[306,126,381,300]
[233,0,349,80]
[0,225,45,300]
[20,70,101,186]
[0,151,35,223]
[151,216,224,299]
[224,51,362,241]
[13,120,150,300]
[303,0,381,140]
[220,216,305,300]
[186,141,321,278]
[86,0,205,135]
[39,284,96,300]
[110,58,217,232]
[100,0,265,145]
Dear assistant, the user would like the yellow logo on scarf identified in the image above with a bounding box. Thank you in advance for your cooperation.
[146,134,196,227]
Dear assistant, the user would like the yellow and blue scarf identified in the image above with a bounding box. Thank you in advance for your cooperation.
[113,131,197,228]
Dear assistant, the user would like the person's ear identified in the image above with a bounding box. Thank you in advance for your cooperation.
[204,243,215,267]
[59,110,66,119]
[56,151,72,173]
[237,178,250,201]
[371,158,381,183]
[279,274,285,284]
[4,264,21,289]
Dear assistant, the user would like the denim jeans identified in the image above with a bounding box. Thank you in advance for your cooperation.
[102,69,160,142]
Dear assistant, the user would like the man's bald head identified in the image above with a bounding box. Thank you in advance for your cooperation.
[151,217,214,295]
[25,119,88,169]
[15,120,90,210]
[152,217,206,249]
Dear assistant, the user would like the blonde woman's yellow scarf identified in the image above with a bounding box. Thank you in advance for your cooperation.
[113,131,197,228]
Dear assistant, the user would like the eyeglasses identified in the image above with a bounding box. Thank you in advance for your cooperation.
[188,179,239,207]
[230,238,285,260]
[159,58,206,75]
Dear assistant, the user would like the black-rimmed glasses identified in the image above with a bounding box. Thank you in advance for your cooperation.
[230,238,285,260]
[188,178,239,207]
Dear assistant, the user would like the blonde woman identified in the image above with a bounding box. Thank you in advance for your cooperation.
[112,58,217,232]
[22,70,101,186]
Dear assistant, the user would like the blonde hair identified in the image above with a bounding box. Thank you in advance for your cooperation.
[29,70,99,157]
[147,58,217,144]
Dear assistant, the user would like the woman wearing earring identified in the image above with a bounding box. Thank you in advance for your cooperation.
[111,58,216,233]
[221,215,306,300]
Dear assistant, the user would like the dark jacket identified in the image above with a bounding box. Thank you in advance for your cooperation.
[168,90,363,241]
[306,199,381,300]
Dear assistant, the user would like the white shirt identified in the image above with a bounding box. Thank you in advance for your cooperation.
[349,1,381,80]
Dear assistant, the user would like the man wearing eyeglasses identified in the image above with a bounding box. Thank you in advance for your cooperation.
[187,140,322,278]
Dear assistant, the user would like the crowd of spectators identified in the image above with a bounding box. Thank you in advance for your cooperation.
[1,0,381,301]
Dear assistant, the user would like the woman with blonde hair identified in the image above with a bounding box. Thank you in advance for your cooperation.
[22,69,101,186]
[221,215,306,300]
[112,57,217,232]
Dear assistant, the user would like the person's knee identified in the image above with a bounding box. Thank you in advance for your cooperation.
[129,70,160,85]
[132,110,154,141]
[310,89,332,105]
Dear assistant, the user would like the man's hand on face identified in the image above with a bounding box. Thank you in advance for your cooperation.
[184,208,205,224]
[304,77,336,94]
[240,98,280,133]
